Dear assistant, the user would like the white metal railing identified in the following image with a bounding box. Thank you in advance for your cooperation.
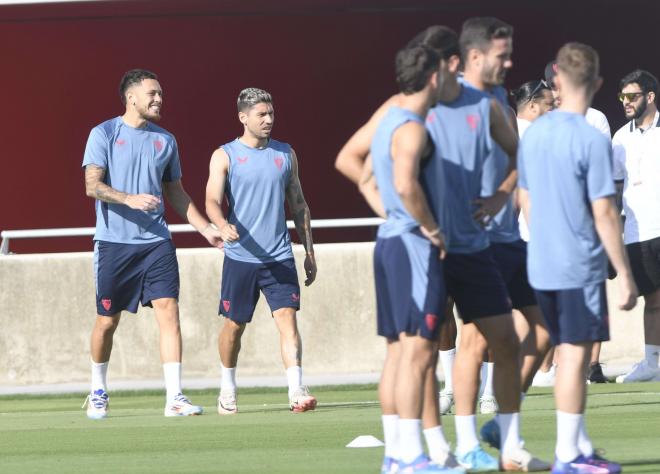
[0,218,384,255]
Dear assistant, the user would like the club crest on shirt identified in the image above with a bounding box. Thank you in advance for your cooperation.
[115,139,126,146]
[466,114,480,131]
[154,139,163,152]
[237,156,249,164]
[274,156,284,170]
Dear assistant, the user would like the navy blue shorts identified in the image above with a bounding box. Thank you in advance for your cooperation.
[491,240,537,310]
[626,236,660,296]
[374,230,446,341]
[219,256,300,323]
[443,247,512,322]
[94,239,179,316]
[534,282,610,345]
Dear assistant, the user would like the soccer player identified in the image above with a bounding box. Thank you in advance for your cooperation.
[518,42,637,474]
[205,88,317,415]
[612,69,660,383]
[364,39,465,474]
[543,59,613,384]
[82,69,223,419]
[336,26,467,471]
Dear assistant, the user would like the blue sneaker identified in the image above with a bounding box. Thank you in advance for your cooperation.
[381,456,399,474]
[455,446,499,472]
[83,388,109,419]
[584,451,621,474]
[551,455,610,473]
[479,418,501,450]
[399,454,466,473]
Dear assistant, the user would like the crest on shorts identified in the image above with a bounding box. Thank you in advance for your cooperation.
[101,298,112,311]
[291,293,300,302]
[425,313,438,331]
[274,156,284,170]
[223,300,231,312]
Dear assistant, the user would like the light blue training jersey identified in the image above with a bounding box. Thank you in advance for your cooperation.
[371,106,424,238]
[424,85,493,253]
[221,138,294,263]
[461,79,520,243]
[82,117,182,243]
[518,110,615,290]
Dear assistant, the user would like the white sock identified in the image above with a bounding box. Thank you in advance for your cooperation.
[498,412,521,457]
[455,415,479,455]
[163,362,182,401]
[577,417,594,457]
[399,418,424,464]
[382,414,400,460]
[90,360,108,392]
[645,344,660,367]
[286,365,303,398]
[439,349,456,392]
[424,425,451,461]
[555,411,581,462]
[481,362,495,397]
[220,363,237,392]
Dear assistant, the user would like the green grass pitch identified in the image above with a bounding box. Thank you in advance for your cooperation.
[1,383,659,473]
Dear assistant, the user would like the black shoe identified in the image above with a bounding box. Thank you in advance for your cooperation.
[588,362,607,383]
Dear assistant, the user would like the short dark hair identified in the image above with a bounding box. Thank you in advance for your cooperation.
[510,79,551,111]
[395,44,441,95]
[237,87,273,113]
[620,69,658,98]
[407,25,460,60]
[118,69,158,105]
[556,42,599,89]
[459,17,513,60]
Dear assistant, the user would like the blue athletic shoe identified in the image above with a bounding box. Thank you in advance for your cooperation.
[381,456,399,474]
[399,454,466,473]
[455,446,499,472]
[551,455,610,473]
[584,451,621,474]
[479,418,501,450]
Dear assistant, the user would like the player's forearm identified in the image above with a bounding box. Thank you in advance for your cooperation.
[205,199,229,228]
[335,151,365,185]
[498,166,518,195]
[594,200,632,277]
[292,205,315,255]
[358,176,386,219]
[399,183,439,232]
[86,181,129,205]
[166,189,210,232]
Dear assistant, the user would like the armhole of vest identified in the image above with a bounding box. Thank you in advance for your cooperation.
[222,146,233,177]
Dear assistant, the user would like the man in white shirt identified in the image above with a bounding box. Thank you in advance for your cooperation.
[612,69,660,383]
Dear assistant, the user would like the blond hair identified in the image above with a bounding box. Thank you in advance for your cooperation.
[556,42,599,89]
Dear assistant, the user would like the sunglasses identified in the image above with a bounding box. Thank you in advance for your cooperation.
[526,79,550,103]
[618,92,646,103]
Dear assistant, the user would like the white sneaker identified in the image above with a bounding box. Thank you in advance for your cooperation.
[531,364,556,387]
[431,446,465,471]
[479,395,498,415]
[217,389,238,415]
[83,388,109,419]
[439,389,454,415]
[164,393,203,417]
[616,359,660,383]
[289,385,317,413]
[500,446,551,472]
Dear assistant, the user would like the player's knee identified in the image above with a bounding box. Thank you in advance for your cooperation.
[95,315,120,333]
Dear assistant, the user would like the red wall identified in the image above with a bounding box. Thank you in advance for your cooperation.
[1,0,658,253]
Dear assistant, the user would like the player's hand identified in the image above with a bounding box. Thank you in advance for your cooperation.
[201,224,224,250]
[219,222,239,243]
[125,193,161,211]
[618,272,639,311]
[304,253,317,286]
[421,226,447,260]
[473,191,509,227]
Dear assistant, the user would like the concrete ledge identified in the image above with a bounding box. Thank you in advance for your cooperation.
[0,242,645,393]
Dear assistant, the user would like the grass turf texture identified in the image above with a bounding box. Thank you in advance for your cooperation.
[0,383,659,473]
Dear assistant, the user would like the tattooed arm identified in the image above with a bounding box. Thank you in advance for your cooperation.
[286,149,316,286]
[84,164,161,211]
